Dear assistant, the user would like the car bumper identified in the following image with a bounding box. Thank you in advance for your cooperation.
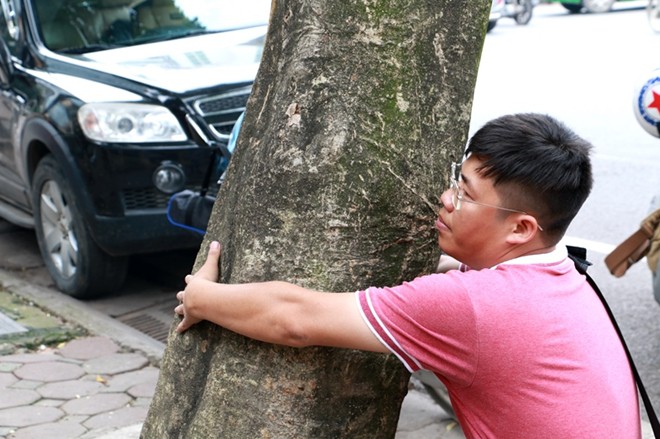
[90,209,204,255]
[70,143,217,255]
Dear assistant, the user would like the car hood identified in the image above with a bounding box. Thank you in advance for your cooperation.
[64,26,267,94]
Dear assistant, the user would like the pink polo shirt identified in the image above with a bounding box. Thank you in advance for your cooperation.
[357,247,640,438]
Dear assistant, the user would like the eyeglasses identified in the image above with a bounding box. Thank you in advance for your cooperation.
[449,162,544,231]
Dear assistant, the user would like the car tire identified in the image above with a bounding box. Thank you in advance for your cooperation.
[582,0,615,13]
[487,19,498,32]
[514,0,534,25]
[560,2,583,13]
[32,155,128,299]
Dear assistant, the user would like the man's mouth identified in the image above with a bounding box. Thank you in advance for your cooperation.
[435,216,449,232]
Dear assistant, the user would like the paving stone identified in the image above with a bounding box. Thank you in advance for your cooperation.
[8,418,87,439]
[101,367,159,393]
[0,388,40,409]
[80,423,142,439]
[38,379,104,399]
[0,372,17,388]
[11,380,40,390]
[35,399,64,407]
[62,393,131,416]
[1,353,60,364]
[59,337,119,361]
[0,362,20,372]
[83,354,148,376]
[83,406,148,431]
[14,361,85,382]
[126,382,156,399]
[132,397,152,407]
[0,405,63,427]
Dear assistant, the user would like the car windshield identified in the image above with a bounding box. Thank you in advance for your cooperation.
[31,0,270,53]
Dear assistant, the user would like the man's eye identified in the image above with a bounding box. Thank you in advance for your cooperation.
[457,184,472,200]
[460,188,476,201]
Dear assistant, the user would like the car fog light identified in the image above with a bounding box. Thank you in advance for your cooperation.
[153,162,185,194]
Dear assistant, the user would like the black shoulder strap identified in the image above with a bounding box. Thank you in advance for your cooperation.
[568,246,660,436]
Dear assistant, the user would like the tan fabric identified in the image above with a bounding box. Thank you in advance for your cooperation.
[604,207,660,277]
[605,229,651,277]
[643,208,660,273]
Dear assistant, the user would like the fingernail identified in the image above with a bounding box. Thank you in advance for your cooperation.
[210,241,220,250]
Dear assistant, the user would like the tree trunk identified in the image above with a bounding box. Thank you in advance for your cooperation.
[142,1,488,437]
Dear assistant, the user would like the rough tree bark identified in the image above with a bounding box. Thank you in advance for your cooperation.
[142,1,489,437]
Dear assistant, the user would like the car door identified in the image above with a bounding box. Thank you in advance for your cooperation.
[0,0,29,208]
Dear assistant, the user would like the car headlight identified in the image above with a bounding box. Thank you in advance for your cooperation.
[78,103,187,143]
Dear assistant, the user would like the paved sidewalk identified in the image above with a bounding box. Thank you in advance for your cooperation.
[0,333,463,439]
[0,337,158,439]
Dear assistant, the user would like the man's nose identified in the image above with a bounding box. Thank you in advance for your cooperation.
[439,188,454,212]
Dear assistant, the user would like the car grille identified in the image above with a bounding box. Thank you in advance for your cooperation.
[191,86,252,141]
[123,186,218,210]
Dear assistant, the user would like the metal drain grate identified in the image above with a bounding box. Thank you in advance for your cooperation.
[117,303,176,344]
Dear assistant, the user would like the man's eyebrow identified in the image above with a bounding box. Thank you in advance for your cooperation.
[460,172,474,192]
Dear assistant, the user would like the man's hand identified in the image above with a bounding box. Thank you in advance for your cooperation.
[174,241,221,333]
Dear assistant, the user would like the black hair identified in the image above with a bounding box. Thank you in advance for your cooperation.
[465,113,593,242]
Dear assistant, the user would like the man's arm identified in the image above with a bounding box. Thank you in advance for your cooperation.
[175,241,389,353]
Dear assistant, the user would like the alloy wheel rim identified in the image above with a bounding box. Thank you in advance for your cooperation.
[39,180,78,279]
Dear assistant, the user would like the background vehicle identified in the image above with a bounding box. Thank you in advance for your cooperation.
[0,0,268,298]
[489,0,505,32]
[502,0,538,25]
[546,0,636,13]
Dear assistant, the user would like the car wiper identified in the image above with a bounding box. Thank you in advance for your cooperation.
[134,29,219,44]
[58,44,126,54]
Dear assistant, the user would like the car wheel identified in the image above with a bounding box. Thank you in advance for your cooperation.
[582,0,615,13]
[560,2,583,13]
[487,19,497,32]
[514,0,533,25]
[32,155,128,299]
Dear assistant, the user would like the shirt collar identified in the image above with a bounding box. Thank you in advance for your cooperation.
[495,245,567,268]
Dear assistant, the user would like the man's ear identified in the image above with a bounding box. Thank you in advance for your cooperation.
[505,214,541,245]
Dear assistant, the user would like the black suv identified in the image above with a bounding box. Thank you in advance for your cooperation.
[0,0,267,298]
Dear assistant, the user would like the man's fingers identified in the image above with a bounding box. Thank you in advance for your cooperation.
[176,320,189,333]
[196,241,221,280]
[176,315,202,333]
[175,242,220,333]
